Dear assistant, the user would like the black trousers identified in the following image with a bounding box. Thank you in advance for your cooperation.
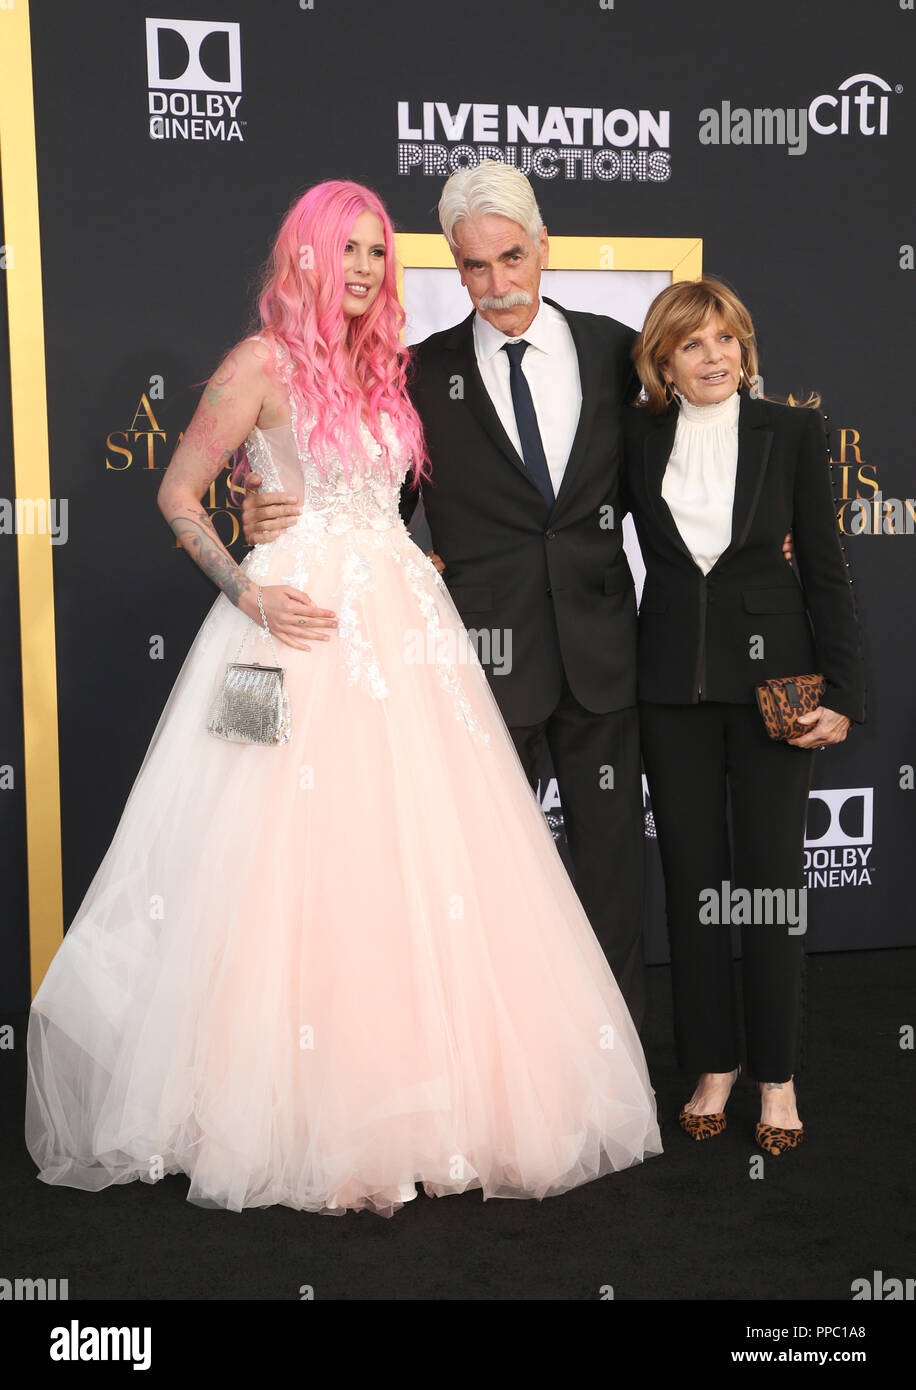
[638,700,815,1080]
[508,675,646,1034]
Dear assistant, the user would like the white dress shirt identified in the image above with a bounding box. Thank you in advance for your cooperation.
[472,299,582,499]
[661,389,740,574]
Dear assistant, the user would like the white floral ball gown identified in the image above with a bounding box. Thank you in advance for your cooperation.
[25,334,662,1217]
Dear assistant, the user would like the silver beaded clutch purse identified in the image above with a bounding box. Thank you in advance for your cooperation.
[207,589,291,747]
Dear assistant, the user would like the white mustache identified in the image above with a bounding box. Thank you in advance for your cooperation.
[478,290,533,310]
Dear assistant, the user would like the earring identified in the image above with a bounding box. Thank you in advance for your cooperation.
[664,379,676,403]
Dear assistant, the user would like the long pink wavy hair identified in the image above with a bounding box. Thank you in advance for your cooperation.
[230,180,428,491]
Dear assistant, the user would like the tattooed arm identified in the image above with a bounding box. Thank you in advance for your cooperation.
[157,338,266,621]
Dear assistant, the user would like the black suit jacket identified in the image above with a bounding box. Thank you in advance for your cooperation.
[400,297,640,727]
[622,391,866,723]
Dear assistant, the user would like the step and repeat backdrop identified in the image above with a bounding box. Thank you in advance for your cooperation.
[2,0,914,1008]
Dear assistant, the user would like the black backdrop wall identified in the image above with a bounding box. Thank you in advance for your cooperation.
[2,0,914,1011]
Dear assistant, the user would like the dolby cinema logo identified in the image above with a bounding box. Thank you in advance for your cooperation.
[804,787,874,889]
[146,18,245,143]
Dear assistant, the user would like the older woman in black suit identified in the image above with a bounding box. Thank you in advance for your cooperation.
[624,277,865,1155]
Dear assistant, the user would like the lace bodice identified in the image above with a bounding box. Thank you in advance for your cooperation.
[241,334,416,595]
[243,333,408,536]
[237,335,490,747]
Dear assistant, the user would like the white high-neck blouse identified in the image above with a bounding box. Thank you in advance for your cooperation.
[661,389,740,574]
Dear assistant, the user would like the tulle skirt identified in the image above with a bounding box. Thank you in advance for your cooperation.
[26,524,661,1216]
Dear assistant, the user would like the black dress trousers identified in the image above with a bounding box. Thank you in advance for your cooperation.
[638,699,815,1080]
[509,675,647,1036]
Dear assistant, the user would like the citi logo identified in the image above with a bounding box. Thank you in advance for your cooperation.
[699,73,896,156]
[809,73,893,136]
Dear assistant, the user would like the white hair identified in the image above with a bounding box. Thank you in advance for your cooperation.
[438,160,544,252]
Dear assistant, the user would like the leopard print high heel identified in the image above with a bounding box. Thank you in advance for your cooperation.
[679,1109,727,1140]
[678,1066,740,1141]
[755,1122,804,1156]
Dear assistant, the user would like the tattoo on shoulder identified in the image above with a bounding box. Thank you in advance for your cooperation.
[204,353,240,407]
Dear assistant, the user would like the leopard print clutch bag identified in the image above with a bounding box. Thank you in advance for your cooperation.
[755,674,825,741]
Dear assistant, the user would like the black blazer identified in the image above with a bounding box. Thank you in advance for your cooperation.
[622,392,866,723]
[400,297,640,727]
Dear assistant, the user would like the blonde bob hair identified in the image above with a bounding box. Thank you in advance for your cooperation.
[633,276,760,414]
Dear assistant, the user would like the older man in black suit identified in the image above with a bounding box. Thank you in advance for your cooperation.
[242,162,647,1030]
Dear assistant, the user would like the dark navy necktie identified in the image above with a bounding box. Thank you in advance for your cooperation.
[502,340,555,507]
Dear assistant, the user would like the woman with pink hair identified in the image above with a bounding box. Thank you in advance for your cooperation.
[25,181,661,1217]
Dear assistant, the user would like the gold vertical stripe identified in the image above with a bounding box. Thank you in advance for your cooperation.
[0,1,64,993]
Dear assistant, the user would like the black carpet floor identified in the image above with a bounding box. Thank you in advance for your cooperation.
[2,949,913,1303]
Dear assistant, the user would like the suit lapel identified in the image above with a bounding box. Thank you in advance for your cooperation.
[714,390,773,566]
[444,310,531,487]
[643,401,693,562]
[445,298,595,516]
[643,390,773,569]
